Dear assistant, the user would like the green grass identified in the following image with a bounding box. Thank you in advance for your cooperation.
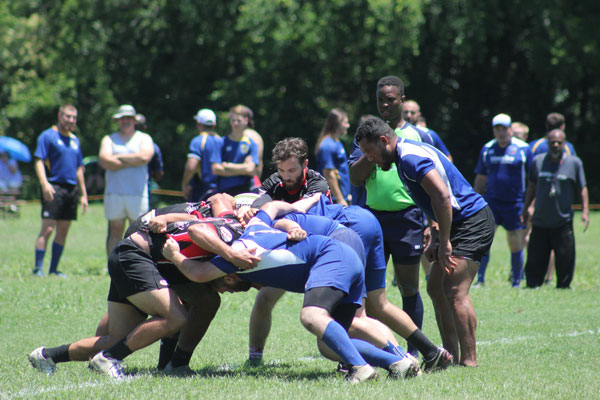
[1,203,599,399]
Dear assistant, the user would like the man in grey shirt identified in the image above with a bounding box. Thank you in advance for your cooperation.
[521,129,589,288]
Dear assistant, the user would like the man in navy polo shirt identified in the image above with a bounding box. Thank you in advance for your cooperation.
[33,104,88,277]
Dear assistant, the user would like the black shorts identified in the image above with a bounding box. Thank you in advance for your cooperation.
[41,183,79,220]
[107,239,169,304]
[303,286,359,331]
[369,205,424,264]
[450,206,496,262]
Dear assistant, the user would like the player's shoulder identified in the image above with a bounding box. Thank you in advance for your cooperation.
[511,137,529,148]
[306,168,327,182]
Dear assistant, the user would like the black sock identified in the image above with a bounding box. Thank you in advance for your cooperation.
[170,346,193,368]
[157,336,179,370]
[407,330,438,360]
[104,339,132,361]
[43,344,71,363]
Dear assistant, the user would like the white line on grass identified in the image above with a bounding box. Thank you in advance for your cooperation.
[477,328,600,346]
[1,377,138,400]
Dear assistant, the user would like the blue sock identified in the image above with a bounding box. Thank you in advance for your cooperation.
[49,242,64,274]
[383,341,406,357]
[321,321,366,366]
[478,254,490,283]
[35,249,45,269]
[511,251,524,286]
[402,293,423,356]
[350,339,402,368]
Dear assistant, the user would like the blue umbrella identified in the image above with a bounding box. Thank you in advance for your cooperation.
[0,136,31,162]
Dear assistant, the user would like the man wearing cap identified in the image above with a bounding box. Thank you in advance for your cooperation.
[32,104,88,277]
[182,109,222,202]
[99,104,155,256]
[473,113,532,287]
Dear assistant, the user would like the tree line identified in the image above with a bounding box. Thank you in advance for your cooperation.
[2,0,598,200]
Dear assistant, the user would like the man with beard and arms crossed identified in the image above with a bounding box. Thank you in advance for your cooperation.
[356,117,495,367]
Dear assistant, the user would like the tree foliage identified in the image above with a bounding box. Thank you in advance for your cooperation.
[1,0,598,199]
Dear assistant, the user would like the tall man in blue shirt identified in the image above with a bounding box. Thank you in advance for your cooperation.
[473,114,532,287]
[356,116,495,368]
[33,104,88,277]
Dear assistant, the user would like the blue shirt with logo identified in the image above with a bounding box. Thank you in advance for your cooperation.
[394,139,487,222]
[219,135,259,191]
[34,126,83,185]
[474,137,532,203]
[188,132,222,198]
[316,137,351,203]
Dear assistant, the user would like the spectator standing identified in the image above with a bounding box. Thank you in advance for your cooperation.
[213,107,259,196]
[529,113,576,156]
[32,104,88,277]
[473,114,532,287]
[315,108,352,205]
[403,100,452,161]
[0,151,23,193]
[522,129,589,288]
[99,104,154,256]
[232,105,264,189]
[511,122,530,142]
[181,109,222,202]
[135,114,164,206]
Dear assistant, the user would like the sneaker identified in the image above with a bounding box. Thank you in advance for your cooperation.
[49,271,67,278]
[345,364,378,384]
[32,268,45,277]
[28,347,56,374]
[163,362,193,376]
[388,355,421,379]
[89,352,125,379]
[422,347,454,373]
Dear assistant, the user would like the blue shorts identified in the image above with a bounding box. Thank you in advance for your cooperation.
[306,240,365,307]
[486,197,525,231]
[339,206,387,291]
[369,206,424,265]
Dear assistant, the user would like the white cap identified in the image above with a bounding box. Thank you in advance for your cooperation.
[194,109,217,126]
[112,104,137,119]
[492,113,511,127]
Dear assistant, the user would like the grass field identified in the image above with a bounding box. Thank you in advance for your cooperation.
[1,203,599,399]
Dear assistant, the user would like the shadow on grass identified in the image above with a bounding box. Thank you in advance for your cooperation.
[126,362,338,382]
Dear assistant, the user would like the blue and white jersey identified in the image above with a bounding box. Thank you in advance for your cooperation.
[219,135,259,191]
[394,139,487,222]
[34,126,83,185]
[420,128,451,158]
[316,137,351,203]
[474,137,532,203]
[281,212,342,236]
[188,132,222,195]
[307,195,345,220]
[529,138,576,157]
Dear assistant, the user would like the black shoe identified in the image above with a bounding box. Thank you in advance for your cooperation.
[422,347,454,373]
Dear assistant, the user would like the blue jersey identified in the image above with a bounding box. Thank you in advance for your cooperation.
[529,138,576,157]
[316,137,351,203]
[34,126,83,185]
[281,212,341,236]
[148,143,164,175]
[219,135,259,191]
[210,211,364,305]
[394,139,487,222]
[474,137,532,203]
[188,132,222,198]
[420,128,451,158]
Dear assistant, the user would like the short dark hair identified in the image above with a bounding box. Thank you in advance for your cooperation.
[545,113,565,132]
[272,137,308,165]
[355,116,395,143]
[376,76,405,96]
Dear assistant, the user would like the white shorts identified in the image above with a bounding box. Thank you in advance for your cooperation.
[104,193,149,221]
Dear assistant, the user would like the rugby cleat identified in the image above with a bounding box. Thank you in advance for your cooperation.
[422,347,454,373]
[89,351,125,379]
[163,362,193,376]
[388,355,421,379]
[345,364,378,384]
[28,347,56,374]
